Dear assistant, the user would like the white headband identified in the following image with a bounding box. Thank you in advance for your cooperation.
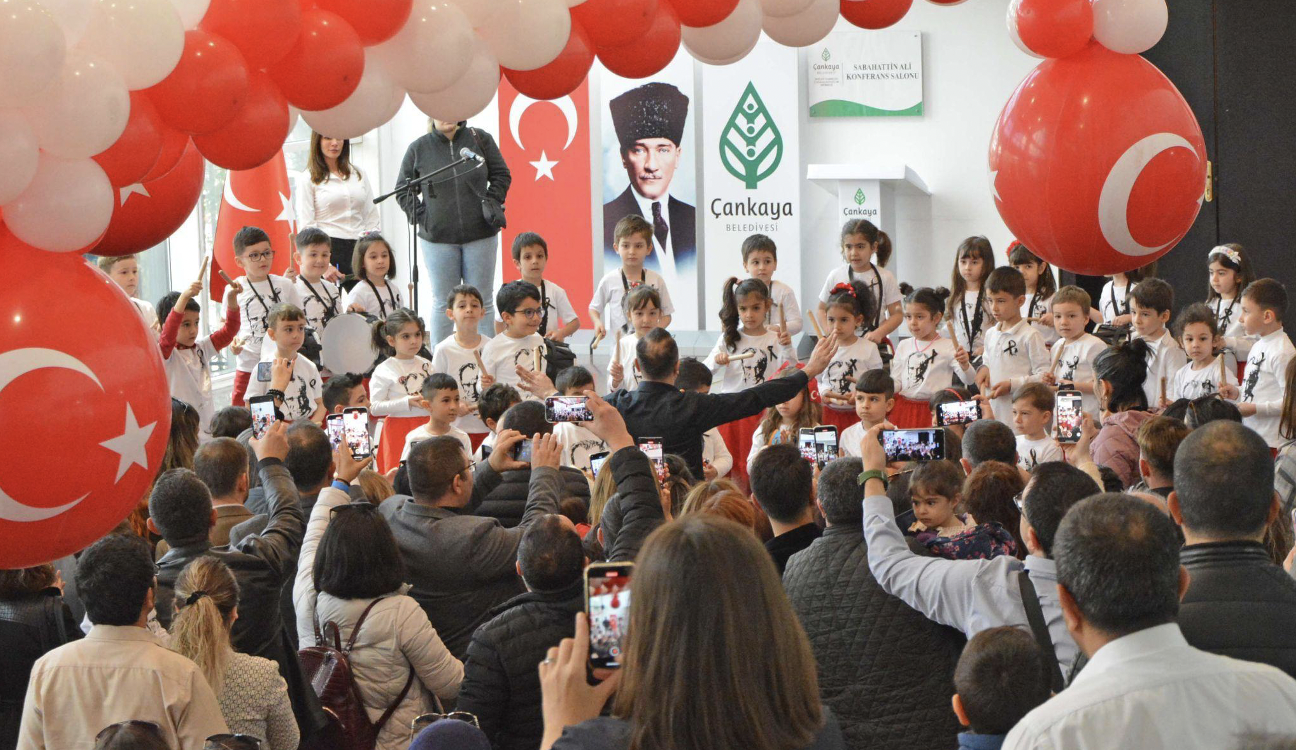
[1209,245,1242,267]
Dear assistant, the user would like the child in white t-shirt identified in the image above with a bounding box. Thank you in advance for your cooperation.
[1167,303,1238,404]
[293,227,344,340]
[742,234,803,336]
[551,366,609,472]
[343,233,404,320]
[1012,383,1062,472]
[480,280,547,401]
[401,373,472,460]
[818,279,883,432]
[817,221,902,343]
[840,370,896,458]
[370,309,433,472]
[1008,243,1058,347]
[433,285,491,437]
[1221,279,1296,447]
[99,254,159,336]
[231,226,301,405]
[948,236,995,359]
[244,304,324,424]
[1042,286,1107,419]
[1129,278,1188,408]
[608,286,663,392]
[590,216,674,339]
[495,232,580,342]
[159,279,241,439]
[976,267,1049,424]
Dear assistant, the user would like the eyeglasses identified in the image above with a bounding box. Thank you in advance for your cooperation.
[244,250,274,262]
[461,459,477,475]
[411,711,480,739]
[510,307,543,319]
[1013,492,1025,512]
[95,720,162,745]
[205,734,265,750]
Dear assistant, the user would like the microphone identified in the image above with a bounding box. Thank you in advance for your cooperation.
[460,148,481,162]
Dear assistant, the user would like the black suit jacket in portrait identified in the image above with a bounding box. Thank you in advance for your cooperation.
[602,186,696,273]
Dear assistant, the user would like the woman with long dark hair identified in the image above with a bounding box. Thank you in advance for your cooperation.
[1091,338,1155,488]
[296,132,381,278]
[0,564,81,746]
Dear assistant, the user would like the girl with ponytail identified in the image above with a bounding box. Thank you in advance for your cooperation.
[369,308,433,473]
[889,285,979,427]
[1009,242,1059,347]
[818,279,883,431]
[1090,337,1155,488]
[817,220,903,344]
[948,236,995,361]
[170,557,299,750]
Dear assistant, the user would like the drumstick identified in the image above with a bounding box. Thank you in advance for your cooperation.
[730,351,757,361]
[407,282,414,309]
[196,251,210,283]
[591,329,605,351]
[1160,375,1167,404]
[613,331,622,363]
[779,303,787,331]
[1219,353,1226,385]
[946,320,958,343]
[809,311,824,338]
[1050,340,1065,373]
[473,347,486,377]
[217,269,242,294]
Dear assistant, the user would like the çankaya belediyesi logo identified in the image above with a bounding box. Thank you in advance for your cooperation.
[854,188,867,205]
[821,48,831,61]
[719,82,784,190]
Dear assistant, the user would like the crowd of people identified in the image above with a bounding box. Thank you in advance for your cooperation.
[10,134,1296,749]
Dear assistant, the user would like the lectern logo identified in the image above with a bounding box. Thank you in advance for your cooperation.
[821,48,831,61]
[854,188,866,205]
[719,82,783,190]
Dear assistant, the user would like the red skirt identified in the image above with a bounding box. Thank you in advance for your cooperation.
[821,407,860,432]
[376,415,425,474]
[468,432,490,452]
[717,413,763,488]
[888,394,933,428]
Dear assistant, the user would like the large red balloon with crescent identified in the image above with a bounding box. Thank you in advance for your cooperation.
[92,141,206,257]
[989,43,1207,276]
[0,241,171,567]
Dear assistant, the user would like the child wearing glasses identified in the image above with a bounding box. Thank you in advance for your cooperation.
[231,226,301,406]
[478,281,548,401]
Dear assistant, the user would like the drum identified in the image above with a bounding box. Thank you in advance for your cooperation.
[321,313,377,375]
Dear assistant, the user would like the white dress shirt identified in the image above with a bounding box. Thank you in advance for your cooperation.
[982,319,1049,421]
[1003,623,1296,750]
[633,188,676,280]
[295,170,380,240]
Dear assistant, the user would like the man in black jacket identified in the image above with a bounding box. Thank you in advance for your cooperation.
[784,457,964,750]
[475,401,591,528]
[457,515,586,750]
[1170,421,1296,677]
[750,444,821,575]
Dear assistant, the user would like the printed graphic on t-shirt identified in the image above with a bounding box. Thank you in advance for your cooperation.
[740,345,777,386]
[1023,447,1042,471]
[567,438,605,467]
[397,363,433,396]
[903,349,937,390]
[1185,377,1216,398]
[826,358,861,395]
[1058,352,1081,382]
[1244,353,1265,401]
[1000,338,1020,357]
[456,361,480,403]
[288,373,318,419]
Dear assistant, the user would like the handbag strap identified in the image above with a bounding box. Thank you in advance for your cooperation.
[1017,570,1066,692]
[344,597,387,652]
[373,670,416,735]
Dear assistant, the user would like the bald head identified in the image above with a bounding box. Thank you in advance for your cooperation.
[637,327,679,382]
[1173,421,1274,539]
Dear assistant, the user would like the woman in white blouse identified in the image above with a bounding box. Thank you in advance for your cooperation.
[296,132,381,279]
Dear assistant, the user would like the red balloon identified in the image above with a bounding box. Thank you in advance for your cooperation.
[1013,0,1093,59]
[840,0,913,29]
[0,241,171,567]
[200,0,302,70]
[597,5,680,80]
[266,10,364,112]
[146,30,250,135]
[504,20,594,100]
[193,72,290,171]
[317,0,412,45]
[94,142,206,257]
[989,43,1206,276]
[664,0,736,26]
[573,0,657,49]
[141,126,190,183]
[93,92,164,187]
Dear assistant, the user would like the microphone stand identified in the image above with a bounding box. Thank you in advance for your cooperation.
[374,155,482,316]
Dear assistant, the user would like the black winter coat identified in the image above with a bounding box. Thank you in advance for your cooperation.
[0,589,80,747]
[396,125,511,244]
[784,525,964,750]
[476,467,591,529]
[598,447,663,563]
[456,582,584,750]
[1180,540,1296,678]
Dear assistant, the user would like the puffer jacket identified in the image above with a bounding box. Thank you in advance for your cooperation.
[1091,409,1155,488]
[597,447,663,563]
[784,525,964,750]
[1179,541,1296,678]
[476,467,591,528]
[396,125,511,244]
[456,581,584,750]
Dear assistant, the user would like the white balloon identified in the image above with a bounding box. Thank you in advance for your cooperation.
[0,111,40,204]
[1005,0,1044,59]
[3,154,113,252]
[760,0,814,19]
[33,0,94,43]
[446,0,502,27]
[681,0,763,64]
[1092,0,1167,54]
[287,105,300,135]
[302,50,406,140]
[408,41,499,124]
[24,50,129,159]
[78,0,185,90]
[0,0,67,105]
[684,33,760,66]
[478,0,570,72]
[169,0,209,28]
[372,0,475,94]
[762,0,837,46]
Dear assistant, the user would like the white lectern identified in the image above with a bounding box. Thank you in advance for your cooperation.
[807,163,931,294]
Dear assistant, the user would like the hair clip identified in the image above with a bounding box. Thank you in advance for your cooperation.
[830,282,857,297]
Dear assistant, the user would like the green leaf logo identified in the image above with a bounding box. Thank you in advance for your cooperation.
[821,48,831,61]
[854,188,866,205]
[719,82,784,190]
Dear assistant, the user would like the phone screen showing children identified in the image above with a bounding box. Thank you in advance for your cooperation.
[941,400,980,425]
[343,410,370,457]
[589,573,631,667]
[883,429,943,462]
[547,396,593,422]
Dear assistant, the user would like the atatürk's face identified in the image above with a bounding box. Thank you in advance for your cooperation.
[622,137,680,200]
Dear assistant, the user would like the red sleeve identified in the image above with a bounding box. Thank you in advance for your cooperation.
[210,304,241,351]
[159,309,182,358]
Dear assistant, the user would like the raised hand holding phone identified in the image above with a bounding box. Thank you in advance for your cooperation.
[250,419,289,462]
[489,428,530,472]
[580,390,634,453]
[539,612,622,749]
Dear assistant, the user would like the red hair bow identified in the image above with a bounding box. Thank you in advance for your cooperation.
[830,282,857,297]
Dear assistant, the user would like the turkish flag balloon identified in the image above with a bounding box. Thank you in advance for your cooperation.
[0,241,170,567]
[1010,0,1093,59]
[504,20,594,101]
[597,5,680,80]
[572,0,657,48]
[93,92,165,188]
[318,0,413,45]
[141,126,190,183]
[146,29,250,135]
[840,0,912,29]
[93,141,206,257]
[266,10,365,111]
[665,0,736,26]
[193,72,290,171]
[989,43,1206,276]
[200,0,302,69]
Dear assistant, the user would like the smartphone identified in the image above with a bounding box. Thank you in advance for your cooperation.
[342,407,372,459]
[512,438,533,463]
[638,437,666,481]
[1055,389,1084,444]
[248,395,277,440]
[585,562,633,669]
[936,399,982,427]
[798,428,816,464]
[325,413,344,451]
[589,450,610,476]
[255,360,272,383]
[814,425,839,469]
[545,395,593,423]
[879,428,946,462]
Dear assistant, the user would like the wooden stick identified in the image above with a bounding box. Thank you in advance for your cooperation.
[730,351,757,361]
[1050,340,1065,373]
[1160,375,1167,404]
[809,312,824,339]
[1219,353,1227,385]
[613,331,622,364]
[946,320,958,343]
[218,269,235,286]
[473,348,486,376]
[196,251,210,283]
[591,330,605,351]
[779,303,787,331]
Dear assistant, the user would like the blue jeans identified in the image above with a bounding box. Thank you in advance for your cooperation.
[422,235,498,342]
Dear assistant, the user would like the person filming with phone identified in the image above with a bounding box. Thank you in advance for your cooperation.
[473,401,591,529]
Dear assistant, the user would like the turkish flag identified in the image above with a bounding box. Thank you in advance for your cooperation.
[497,80,594,326]
[210,150,296,301]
